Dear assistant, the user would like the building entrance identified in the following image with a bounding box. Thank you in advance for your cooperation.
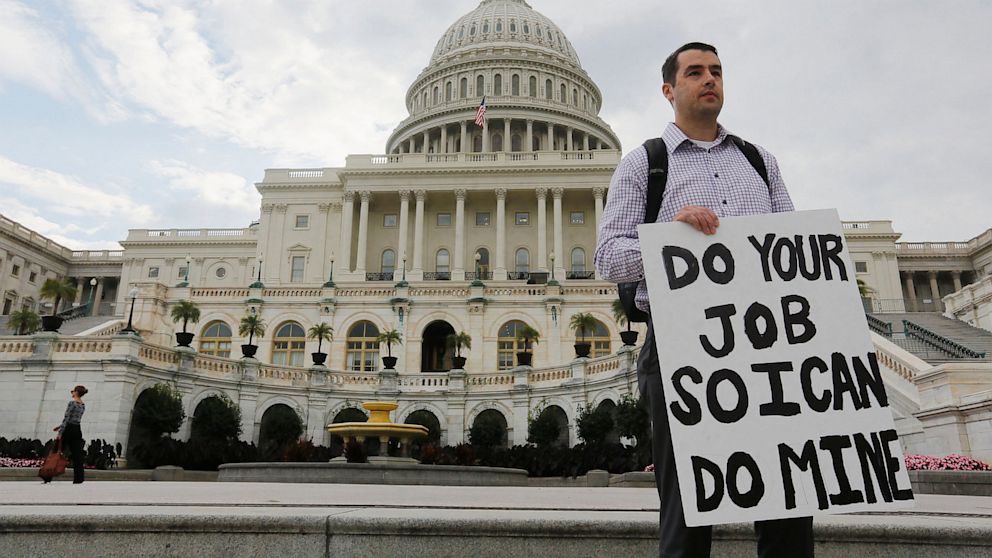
[421,320,455,372]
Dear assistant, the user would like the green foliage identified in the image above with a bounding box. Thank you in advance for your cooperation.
[569,312,597,342]
[404,410,441,444]
[132,383,185,438]
[190,394,242,442]
[7,308,40,335]
[527,408,562,447]
[238,313,266,345]
[515,324,540,351]
[613,395,650,443]
[258,405,303,460]
[39,277,77,316]
[307,322,334,353]
[469,412,505,448]
[445,331,472,357]
[611,299,629,330]
[376,328,403,357]
[169,300,201,333]
[576,404,615,445]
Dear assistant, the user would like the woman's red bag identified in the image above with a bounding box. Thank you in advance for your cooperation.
[39,439,68,482]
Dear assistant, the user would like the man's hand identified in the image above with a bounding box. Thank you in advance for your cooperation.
[674,205,720,235]
[53,426,60,432]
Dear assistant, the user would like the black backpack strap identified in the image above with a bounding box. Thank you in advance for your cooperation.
[727,135,770,188]
[642,138,669,224]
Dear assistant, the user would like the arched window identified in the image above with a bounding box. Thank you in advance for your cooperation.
[495,20,502,32]
[545,79,552,100]
[497,320,529,370]
[509,20,516,33]
[381,249,395,274]
[515,248,529,273]
[272,322,305,366]
[560,83,566,102]
[511,74,520,96]
[436,249,450,273]
[571,247,586,272]
[589,319,611,358]
[511,134,522,152]
[573,88,578,106]
[199,321,232,357]
[536,25,543,39]
[458,25,465,39]
[476,75,484,96]
[469,23,476,36]
[346,321,380,372]
[532,135,541,151]
[523,21,530,34]
[529,76,537,97]
[494,74,502,96]
[483,21,490,33]
[492,133,503,152]
[473,134,482,152]
[460,77,467,98]
[432,86,438,104]
[445,81,452,101]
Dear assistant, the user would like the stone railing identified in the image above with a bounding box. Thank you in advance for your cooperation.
[327,372,381,386]
[408,287,470,297]
[0,340,35,354]
[70,250,124,262]
[484,286,548,297]
[465,373,515,386]
[128,228,256,241]
[529,366,572,383]
[561,286,617,297]
[190,288,251,298]
[193,353,242,376]
[262,288,324,298]
[139,344,178,365]
[397,373,450,388]
[586,352,629,375]
[0,214,74,260]
[346,149,621,170]
[333,287,397,297]
[872,333,932,383]
[257,363,309,383]
[54,339,112,354]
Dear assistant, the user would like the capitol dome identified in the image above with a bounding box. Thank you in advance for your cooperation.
[386,0,619,155]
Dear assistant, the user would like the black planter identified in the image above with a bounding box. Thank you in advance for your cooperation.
[620,330,639,346]
[41,315,63,333]
[382,356,398,369]
[241,344,258,358]
[452,356,467,369]
[311,352,327,366]
[175,332,194,347]
[516,351,533,367]
[574,342,592,358]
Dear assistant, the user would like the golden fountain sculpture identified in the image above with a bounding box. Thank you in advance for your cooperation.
[326,402,429,460]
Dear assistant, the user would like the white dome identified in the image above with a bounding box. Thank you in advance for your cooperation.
[429,0,580,68]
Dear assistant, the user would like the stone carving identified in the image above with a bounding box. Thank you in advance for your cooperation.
[261,204,274,214]
[398,189,412,202]
[454,188,467,200]
[343,191,356,203]
[551,187,564,199]
[592,186,605,199]
[274,204,288,213]
[415,189,427,202]
[495,187,507,200]
[536,187,547,200]
[318,203,333,213]
[360,191,373,203]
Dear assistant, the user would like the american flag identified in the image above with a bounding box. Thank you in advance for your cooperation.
[474,96,487,127]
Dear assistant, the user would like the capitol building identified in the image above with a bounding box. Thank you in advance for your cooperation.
[2,0,991,462]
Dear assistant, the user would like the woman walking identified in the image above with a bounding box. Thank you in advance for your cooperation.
[54,385,88,484]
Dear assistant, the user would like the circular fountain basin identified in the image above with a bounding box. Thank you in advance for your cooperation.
[217,461,528,486]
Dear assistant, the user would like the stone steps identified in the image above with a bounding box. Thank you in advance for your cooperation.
[873,312,992,362]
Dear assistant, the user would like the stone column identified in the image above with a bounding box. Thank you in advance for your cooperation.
[903,271,918,312]
[412,189,426,278]
[583,133,589,151]
[547,122,554,151]
[423,130,430,153]
[526,119,533,152]
[90,278,104,317]
[952,271,963,292]
[495,188,507,279]
[566,126,573,151]
[454,189,466,279]
[340,191,355,273]
[482,118,490,152]
[552,187,564,279]
[408,137,415,154]
[536,188,548,271]
[460,121,468,153]
[440,126,448,154]
[74,277,85,305]
[355,191,372,276]
[398,190,411,265]
[503,119,511,151]
[928,271,942,312]
[317,202,332,281]
[593,187,605,279]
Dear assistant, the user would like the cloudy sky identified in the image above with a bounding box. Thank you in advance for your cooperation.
[1,0,989,250]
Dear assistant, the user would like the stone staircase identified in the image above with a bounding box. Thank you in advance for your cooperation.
[870,312,992,364]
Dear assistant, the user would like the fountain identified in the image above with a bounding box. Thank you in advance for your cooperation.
[217,401,527,486]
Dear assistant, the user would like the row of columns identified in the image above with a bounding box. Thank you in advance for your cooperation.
[901,270,965,312]
[338,187,606,281]
[398,118,606,155]
[73,276,107,317]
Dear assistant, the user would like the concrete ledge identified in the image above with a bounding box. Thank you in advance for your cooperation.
[0,469,154,482]
[217,462,528,486]
[909,470,992,496]
[610,471,656,488]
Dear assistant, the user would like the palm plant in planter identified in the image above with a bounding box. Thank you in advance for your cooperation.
[445,331,472,369]
[238,314,266,358]
[514,324,540,367]
[8,308,40,335]
[39,277,77,332]
[569,312,597,358]
[307,322,334,366]
[376,328,403,369]
[613,299,639,346]
[170,300,200,347]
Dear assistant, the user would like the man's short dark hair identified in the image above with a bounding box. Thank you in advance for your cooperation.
[662,42,719,86]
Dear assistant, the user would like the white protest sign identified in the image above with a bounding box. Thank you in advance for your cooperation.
[639,209,914,527]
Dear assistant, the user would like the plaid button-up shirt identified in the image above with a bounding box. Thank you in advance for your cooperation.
[594,123,795,312]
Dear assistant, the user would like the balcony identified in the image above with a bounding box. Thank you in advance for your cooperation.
[424,272,451,281]
[465,271,493,281]
[566,271,595,280]
[365,272,395,282]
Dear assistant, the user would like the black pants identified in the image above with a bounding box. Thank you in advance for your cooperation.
[638,323,813,558]
[61,424,85,484]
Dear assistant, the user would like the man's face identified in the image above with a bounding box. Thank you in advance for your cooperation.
[663,49,723,120]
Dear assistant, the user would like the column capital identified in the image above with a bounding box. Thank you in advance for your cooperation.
[398,189,412,202]
[495,188,507,200]
[592,186,605,199]
[360,191,373,203]
[454,188,467,200]
[261,203,275,214]
[318,202,333,213]
[343,191,356,203]
[535,187,547,200]
[551,187,564,199]
[329,201,342,212]
[415,189,427,202]
[274,204,288,213]
[927,270,939,279]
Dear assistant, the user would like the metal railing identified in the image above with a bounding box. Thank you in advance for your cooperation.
[423,272,451,281]
[903,320,987,359]
[465,271,493,281]
[566,270,595,280]
[365,272,395,281]
[507,272,530,281]
[865,313,893,337]
[56,303,91,321]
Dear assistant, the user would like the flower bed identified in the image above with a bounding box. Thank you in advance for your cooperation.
[0,457,44,468]
[904,454,991,471]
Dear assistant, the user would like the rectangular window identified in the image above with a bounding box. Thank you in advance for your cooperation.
[437,213,451,226]
[476,212,490,226]
[177,266,189,278]
[855,261,868,273]
[570,211,585,225]
[295,215,310,228]
[515,212,530,225]
[147,267,160,278]
[28,271,37,283]
[11,264,20,277]
[291,256,305,282]
[383,214,397,227]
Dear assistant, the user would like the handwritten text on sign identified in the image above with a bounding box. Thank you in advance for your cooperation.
[640,209,914,526]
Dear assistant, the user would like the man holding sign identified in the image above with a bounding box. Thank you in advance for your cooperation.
[595,42,812,557]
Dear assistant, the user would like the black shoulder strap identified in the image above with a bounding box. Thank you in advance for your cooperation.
[642,138,668,224]
[728,135,770,188]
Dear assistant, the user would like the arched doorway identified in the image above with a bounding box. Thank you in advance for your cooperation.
[330,407,369,455]
[258,404,302,460]
[404,409,442,458]
[596,399,621,445]
[421,320,455,372]
[470,409,508,449]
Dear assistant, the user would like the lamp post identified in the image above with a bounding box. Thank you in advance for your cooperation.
[250,257,264,288]
[87,278,97,308]
[177,253,191,287]
[120,287,140,334]
[324,251,335,288]
[471,252,484,287]
[396,257,408,287]
[548,252,558,285]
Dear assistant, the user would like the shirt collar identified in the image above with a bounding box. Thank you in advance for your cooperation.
[662,122,732,154]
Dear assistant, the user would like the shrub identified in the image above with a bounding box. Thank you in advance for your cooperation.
[132,383,185,438]
[191,394,242,442]
[258,405,303,460]
[344,439,367,463]
[576,404,614,445]
[527,409,561,447]
[469,413,504,448]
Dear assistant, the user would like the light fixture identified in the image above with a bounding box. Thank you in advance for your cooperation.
[120,287,140,334]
